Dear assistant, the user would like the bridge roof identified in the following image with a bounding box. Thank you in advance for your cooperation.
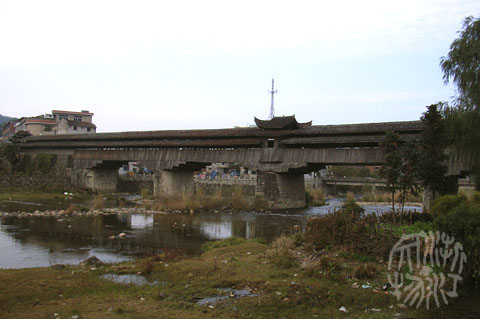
[19,120,423,150]
[254,116,312,130]
[22,120,423,141]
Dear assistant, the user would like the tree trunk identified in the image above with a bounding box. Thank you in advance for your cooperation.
[391,190,395,213]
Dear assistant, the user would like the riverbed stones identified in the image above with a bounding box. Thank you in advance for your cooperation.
[0,207,173,218]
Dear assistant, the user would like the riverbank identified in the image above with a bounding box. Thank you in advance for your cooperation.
[0,238,426,319]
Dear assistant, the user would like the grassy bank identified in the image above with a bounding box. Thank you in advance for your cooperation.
[0,237,435,319]
[0,190,73,202]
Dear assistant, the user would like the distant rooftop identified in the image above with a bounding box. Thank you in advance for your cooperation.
[52,110,94,115]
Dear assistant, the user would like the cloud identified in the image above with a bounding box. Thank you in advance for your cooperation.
[1,0,479,67]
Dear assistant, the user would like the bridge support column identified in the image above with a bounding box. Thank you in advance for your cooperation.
[255,172,306,210]
[71,168,119,193]
[153,170,194,197]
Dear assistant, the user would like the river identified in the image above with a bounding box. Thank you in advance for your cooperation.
[0,197,421,269]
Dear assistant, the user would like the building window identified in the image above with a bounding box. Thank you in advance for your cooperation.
[87,128,91,132]
[59,115,68,120]
[73,115,82,122]
[73,126,77,130]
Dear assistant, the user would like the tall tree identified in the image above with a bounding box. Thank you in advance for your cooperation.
[440,16,480,109]
[380,132,402,212]
[398,141,421,213]
[418,104,448,203]
[440,16,480,180]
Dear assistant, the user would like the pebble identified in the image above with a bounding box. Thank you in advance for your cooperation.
[0,207,176,218]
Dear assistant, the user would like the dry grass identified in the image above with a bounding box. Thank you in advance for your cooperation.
[151,188,253,211]
[92,194,105,209]
[142,258,155,274]
[305,188,325,206]
[231,186,253,210]
[352,264,378,279]
[346,191,355,202]
[266,234,296,268]
[140,187,152,199]
[66,204,76,214]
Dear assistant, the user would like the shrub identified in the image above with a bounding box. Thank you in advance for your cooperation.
[432,194,480,282]
[306,209,396,258]
[33,154,57,174]
[341,198,365,215]
[305,256,341,278]
[352,264,377,279]
[266,234,296,268]
[2,144,21,169]
[378,210,433,224]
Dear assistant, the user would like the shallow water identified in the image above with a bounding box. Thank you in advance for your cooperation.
[0,198,421,269]
[101,273,159,286]
[196,289,258,306]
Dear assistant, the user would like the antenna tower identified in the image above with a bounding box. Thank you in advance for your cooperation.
[268,78,277,119]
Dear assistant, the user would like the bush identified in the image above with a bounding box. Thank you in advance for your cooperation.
[33,154,57,174]
[378,210,433,224]
[305,256,341,278]
[306,209,396,258]
[432,194,480,282]
[341,198,365,215]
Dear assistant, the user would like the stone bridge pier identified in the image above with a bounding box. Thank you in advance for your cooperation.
[255,172,306,209]
[71,168,120,193]
[153,169,196,198]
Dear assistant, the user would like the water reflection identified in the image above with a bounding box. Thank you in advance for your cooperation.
[101,274,159,286]
[0,198,422,269]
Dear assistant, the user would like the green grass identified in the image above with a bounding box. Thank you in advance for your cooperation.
[202,237,265,252]
[391,221,436,237]
[0,237,434,319]
[0,190,67,201]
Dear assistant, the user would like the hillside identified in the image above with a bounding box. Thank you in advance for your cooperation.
[0,114,16,125]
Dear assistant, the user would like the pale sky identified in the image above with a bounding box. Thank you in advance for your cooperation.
[1,0,479,132]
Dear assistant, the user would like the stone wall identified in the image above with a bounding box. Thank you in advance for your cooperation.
[118,176,154,194]
[0,150,72,191]
[0,174,71,191]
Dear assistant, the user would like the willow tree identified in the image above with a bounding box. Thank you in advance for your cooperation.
[440,15,480,187]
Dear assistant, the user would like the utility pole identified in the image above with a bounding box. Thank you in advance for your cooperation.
[268,78,277,119]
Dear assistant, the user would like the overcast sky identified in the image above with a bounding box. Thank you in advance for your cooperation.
[1,0,479,132]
